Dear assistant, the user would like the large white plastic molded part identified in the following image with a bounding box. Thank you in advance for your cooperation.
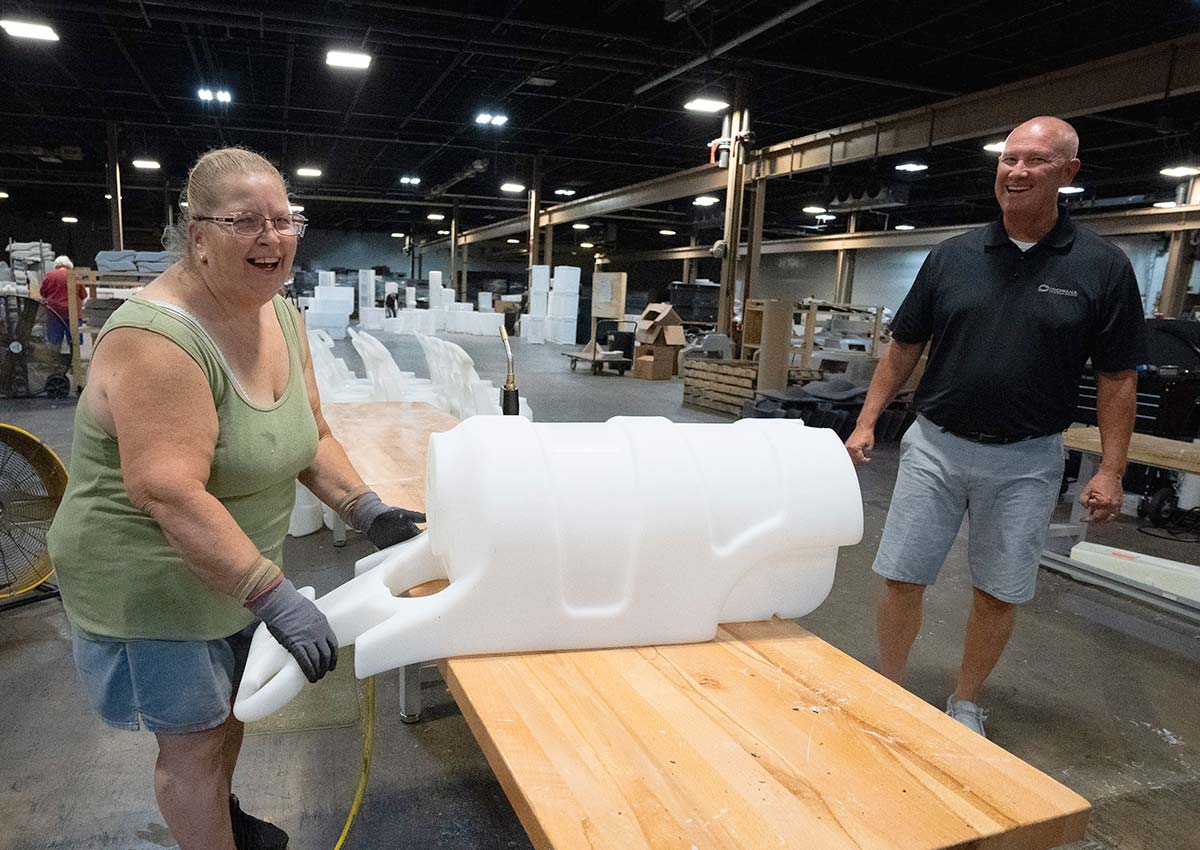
[234,416,862,722]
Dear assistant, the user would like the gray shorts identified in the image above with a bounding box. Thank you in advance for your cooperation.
[72,624,255,734]
[872,415,1064,603]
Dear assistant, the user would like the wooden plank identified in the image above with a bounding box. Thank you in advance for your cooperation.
[1064,425,1200,475]
[687,359,759,380]
[684,377,754,400]
[684,369,755,390]
[327,402,1091,850]
[684,386,751,409]
[444,619,1089,850]
[682,395,742,416]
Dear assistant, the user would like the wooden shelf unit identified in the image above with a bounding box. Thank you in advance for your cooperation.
[740,299,888,367]
[65,267,157,391]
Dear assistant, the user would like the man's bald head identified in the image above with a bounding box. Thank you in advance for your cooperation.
[1005,116,1079,161]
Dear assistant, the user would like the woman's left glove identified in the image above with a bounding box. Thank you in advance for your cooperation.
[346,491,426,549]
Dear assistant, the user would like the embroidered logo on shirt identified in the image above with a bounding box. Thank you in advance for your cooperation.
[1038,283,1078,297]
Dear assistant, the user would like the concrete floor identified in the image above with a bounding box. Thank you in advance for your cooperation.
[1,330,1198,850]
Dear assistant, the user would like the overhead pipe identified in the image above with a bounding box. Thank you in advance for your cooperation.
[634,0,829,96]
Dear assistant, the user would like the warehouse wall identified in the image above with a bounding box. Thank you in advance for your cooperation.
[295,228,410,273]
[750,232,1178,315]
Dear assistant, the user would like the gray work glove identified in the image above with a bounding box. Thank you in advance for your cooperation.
[349,492,426,550]
[247,578,337,683]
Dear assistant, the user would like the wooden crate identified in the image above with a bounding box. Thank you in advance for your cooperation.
[682,359,822,417]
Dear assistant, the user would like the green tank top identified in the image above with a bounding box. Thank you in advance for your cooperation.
[47,295,319,640]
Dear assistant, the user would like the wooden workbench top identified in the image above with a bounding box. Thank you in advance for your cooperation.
[325,402,1090,850]
[1064,425,1200,475]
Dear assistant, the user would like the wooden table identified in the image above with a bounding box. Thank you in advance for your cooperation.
[325,402,1090,850]
[1042,425,1200,624]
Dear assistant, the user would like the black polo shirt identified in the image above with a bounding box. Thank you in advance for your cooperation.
[890,207,1148,438]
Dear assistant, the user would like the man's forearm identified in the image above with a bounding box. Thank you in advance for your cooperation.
[1095,369,1138,476]
[855,341,925,429]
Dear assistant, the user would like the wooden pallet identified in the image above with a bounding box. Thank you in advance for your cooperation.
[683,359,824,417]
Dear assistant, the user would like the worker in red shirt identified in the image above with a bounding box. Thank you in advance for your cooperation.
[39,255,86,348]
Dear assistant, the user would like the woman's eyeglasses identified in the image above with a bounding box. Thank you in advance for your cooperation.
[193,212,308,238]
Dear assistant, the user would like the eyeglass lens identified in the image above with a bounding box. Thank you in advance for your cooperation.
[231,213,303,236]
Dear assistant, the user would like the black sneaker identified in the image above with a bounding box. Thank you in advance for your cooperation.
[230,794,289,850]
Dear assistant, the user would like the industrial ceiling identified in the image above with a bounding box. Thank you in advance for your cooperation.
[3,0,1200,253]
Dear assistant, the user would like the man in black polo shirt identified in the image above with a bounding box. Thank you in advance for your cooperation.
[845,116,1146,738]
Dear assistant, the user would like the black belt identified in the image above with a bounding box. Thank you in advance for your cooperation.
[946,429,1035,445]
[924,415,1038,445]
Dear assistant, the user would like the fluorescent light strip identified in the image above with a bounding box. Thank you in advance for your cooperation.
[327,50,371,69]
[894,224,915,231]
[659,229,676,236]
[895,162,928,172]
[693,196,719,207]
[427,213,445,221]
[983,141,1006,153]
[390,232,405,238]
[554,188,576,197]
[61,216,78,223]
[296,167,322,178]
[1058,186,1084,194]
[500,182,525,193]
[1,20,59,41]
[684,97,729,113]
[802,205,826,214]
[579,241,594,248]
[132,159,160,170]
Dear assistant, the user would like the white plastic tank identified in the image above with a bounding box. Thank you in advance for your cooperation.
[235,416,862,721]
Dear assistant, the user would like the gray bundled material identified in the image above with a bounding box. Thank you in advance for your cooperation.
[95,250,138,273]
[84,298,123,328]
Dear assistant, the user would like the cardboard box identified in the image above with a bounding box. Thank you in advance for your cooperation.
[635,303,687,346]
[634,343,682,377]
[633,353,673,381]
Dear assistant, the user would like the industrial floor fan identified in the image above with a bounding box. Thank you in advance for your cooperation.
[0,294,72,399]
[0,424,67,609]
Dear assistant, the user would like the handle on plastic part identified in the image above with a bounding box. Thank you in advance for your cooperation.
[234,585,317,723]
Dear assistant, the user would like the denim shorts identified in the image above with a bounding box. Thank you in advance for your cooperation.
[872,415,1064,603]
[72,624,256,734]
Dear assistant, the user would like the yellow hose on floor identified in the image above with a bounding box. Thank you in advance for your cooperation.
[332,675,376,850]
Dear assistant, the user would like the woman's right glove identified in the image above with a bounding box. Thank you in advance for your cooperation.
[246,578,338,683]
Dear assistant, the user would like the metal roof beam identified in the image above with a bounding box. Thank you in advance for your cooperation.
[606,205,1200,263]
[750,33,1200,181]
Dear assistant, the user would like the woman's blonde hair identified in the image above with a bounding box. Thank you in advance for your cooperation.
[162,146,288,261]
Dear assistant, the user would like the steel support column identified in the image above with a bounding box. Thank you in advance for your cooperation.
[833,212,858,302]
[717,100,748,334]
[527,155,542,284]
[106,122,124,250]
[742,182,767,307]
[449,202,460,299]
[542,223,554,271]
[1159,178,1200,316]
[460,241,469,296]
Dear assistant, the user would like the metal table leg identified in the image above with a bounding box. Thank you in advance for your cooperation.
[399,663,422,723]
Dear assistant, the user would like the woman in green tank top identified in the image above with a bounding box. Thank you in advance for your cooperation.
[47,148,425,850]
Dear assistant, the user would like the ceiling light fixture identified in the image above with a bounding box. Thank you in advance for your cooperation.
[1160,165,1200,178]
[104,193,111,200]
[132,159,160,170]
[61,215,78,223]
[500,182,525,193]
[1,19,59,41]
[659,229,677,236]
[427,213,445,221]
[216,89,232,104]
[475,113,493,124]
[815,214,836,222]
[437,230,450,235]
[983,141,1006,153]
[1153,200,1179,209]
[506,238,520,244]
[288,204,304,213]
[802,205,826,214]
[0,192,9,199]
[693,195,720,207]
[296,167,322,178]
[399,176,421,185]
[684,97,730,113]
[180,201,188,208]
[554,188,577,197]
[1058,186,1084,194]
[390,232,405,238]
[572,223,589,231]
[895,162,928,172]
[198,88,214,102]
[490,115,508,126]
[326,50,371,69]
[579,241,594,248]
[894,224,915,231]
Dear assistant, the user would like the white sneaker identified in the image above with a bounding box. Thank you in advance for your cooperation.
[946,694,988,737]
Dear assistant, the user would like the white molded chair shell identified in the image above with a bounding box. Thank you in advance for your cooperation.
[235,416,862,722]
